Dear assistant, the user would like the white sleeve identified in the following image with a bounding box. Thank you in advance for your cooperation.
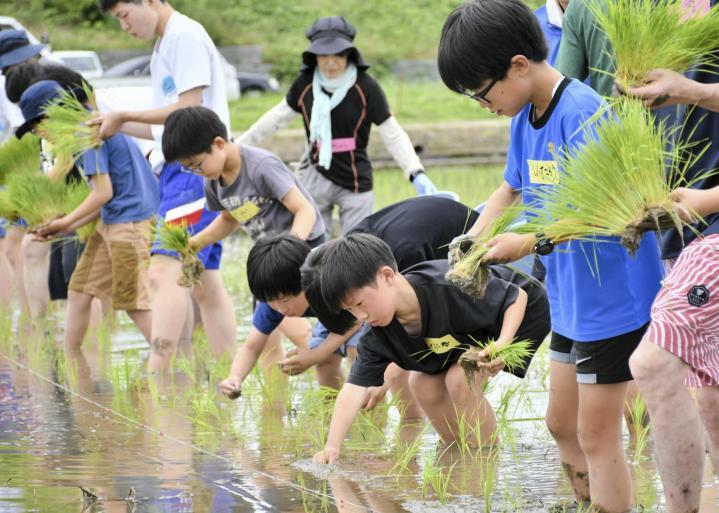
[378,116,423,180]
[236,99,298,145]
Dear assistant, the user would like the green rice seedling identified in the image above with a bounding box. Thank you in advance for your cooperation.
[389,424,429,476]
[628,395,651,464]
[0,134,40,185]
[446,205,529,298]
[523,97,711,254]
[63,180,97,242]
[0,190,18,221]
[459,338,533,387]
[153,219,203,287]
[421,452,455,504]
[36,83,101,177]
[588,0,719,89]
[6,172,68,228]
[482,456,497,513]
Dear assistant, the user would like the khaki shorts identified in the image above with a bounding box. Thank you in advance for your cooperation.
[69,219,153,311]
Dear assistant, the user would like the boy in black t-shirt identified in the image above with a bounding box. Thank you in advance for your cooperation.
[312,233,550,464]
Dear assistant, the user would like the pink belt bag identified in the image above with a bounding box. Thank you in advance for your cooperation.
[316,137,357,153]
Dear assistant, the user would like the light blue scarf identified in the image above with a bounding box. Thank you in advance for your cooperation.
[309,63,358,169]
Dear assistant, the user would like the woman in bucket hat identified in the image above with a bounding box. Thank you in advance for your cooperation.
[239,16,440,236]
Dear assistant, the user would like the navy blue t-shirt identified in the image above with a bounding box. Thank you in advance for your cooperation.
[504,77,663,341]
[82,133,159,224]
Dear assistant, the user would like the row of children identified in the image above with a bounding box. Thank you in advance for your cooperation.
[0,0,718,512]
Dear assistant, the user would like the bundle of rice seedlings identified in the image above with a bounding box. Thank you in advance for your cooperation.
[6,172,69,228]
[63,180,97,242]
[459,339,533,385]
[0,134,41,185]
[522,97,709,254]
[446,205,529,298]
[153,220,203,287]
[35,82,100,175]
[0,190,18,221]
[589,0,719,88]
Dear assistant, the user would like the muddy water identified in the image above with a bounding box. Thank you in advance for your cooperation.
[1,169,718,512]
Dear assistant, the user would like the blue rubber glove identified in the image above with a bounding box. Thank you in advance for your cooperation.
[411,171,438,196]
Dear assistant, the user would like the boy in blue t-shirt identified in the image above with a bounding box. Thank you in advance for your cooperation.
[24,80,158,352]
[438,2,663,512]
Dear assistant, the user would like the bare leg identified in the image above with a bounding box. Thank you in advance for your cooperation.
[278,316,312,348]
[63,290,94,351]
[0,237,12,308]
[697,386,719,472]
[546,360,590,502]
[630,340,704,513]
[126,309,152,343]
[315,352,344,389]
[577,382,632,513]
[5,226,28,313]
[444,363,496,447]
[192,269,236,358]
[388,366,423,420]
[21,234,50,320]
[147,255,190,373]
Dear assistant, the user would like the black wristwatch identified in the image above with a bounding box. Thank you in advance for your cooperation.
[533,233,554,256]
[409,169,425,182]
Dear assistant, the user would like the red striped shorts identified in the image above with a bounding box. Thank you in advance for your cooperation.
[644,235,719,387]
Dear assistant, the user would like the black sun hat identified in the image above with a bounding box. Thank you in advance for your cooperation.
[301,16,368,71]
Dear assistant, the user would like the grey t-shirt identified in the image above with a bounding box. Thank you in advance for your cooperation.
[204,144,325,241]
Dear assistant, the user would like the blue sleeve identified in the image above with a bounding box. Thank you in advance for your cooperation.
[252,301,285,335]
[502,117,523,190]
[82,142,110,177]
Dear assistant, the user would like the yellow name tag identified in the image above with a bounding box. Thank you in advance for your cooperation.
[528,160,559,184]
[425,334,461,354]
[230,202,260,223]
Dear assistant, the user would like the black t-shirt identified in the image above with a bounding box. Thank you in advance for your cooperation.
[285,69,392,193]
[346,260,550,387]
[349,196,479,271]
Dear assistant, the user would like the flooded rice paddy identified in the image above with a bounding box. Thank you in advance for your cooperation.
[1,168,718,512]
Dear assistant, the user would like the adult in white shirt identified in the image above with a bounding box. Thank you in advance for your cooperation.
[90,0,236,375]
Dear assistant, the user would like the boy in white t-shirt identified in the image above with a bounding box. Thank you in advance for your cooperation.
[91,0,238,374]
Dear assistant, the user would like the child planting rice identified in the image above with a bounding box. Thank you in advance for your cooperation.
[438,1,664,511]
[311,233,550,463]
[26,80,158,354]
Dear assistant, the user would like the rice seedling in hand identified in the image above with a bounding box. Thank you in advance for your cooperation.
[0,134,41,185]
[6,172,69,228]
[35,83,101,176]
[523,97,710,254]
[459,338,533,386]
[589,0,719,89]
[446,205,528,298]
[0,190,18,221]
[153,219,204,287]
[63,180,97,242]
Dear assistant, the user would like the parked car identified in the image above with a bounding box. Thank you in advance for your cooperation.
[0,16,57,62]
[54,50,103,80]
[96,53,241,100]
[237,71,279,94]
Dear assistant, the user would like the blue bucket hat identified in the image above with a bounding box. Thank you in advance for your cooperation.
[0,30,44,70]
[15,80,62,139]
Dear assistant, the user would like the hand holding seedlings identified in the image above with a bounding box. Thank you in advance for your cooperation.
[669,187,710,221]
[483,232,534,264]
[33,217,67,241]
[278,347,315,376]
[459,339,533,385]
[313,446,340,465]
[447,233,475,268]
[87,110,126,140]
[219,375,242,400]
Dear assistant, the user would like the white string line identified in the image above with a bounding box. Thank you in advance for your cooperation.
[0,351,370,511]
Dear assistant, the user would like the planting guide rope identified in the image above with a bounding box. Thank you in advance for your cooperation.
[0,350,370,512]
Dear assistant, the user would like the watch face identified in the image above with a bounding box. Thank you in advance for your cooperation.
[535,239,554,256]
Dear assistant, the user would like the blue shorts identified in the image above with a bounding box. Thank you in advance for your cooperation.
[0,218,5,238]
[150,161,222,270]
[308,321,366,357]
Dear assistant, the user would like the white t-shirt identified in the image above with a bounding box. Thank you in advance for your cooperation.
[0,75,24,145]
[149,11,230,164]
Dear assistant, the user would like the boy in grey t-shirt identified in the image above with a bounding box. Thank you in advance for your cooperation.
[162,106,325,250]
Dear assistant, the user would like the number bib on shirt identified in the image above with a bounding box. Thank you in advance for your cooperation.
[230,202,261,223]
[528,160,559,184]
[425,334,462,354]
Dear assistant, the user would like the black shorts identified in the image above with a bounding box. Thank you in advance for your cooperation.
[48,238,82,301]
[549,323,649,385]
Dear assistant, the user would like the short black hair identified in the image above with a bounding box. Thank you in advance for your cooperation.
[301,244,357,334]
[438,0,548,94]
[319,233,397,312]
[5,63,91,104]
[247,234,311,302]
[162,106,228,163]
[99,0,163,13]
